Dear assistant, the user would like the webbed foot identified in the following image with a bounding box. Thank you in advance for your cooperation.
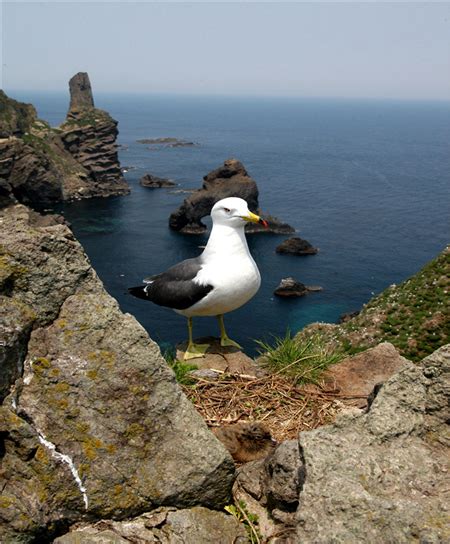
[220,336,242,350]
[184,342,210,360]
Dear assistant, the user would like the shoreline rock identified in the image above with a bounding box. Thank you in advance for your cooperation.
[0,73,129,208]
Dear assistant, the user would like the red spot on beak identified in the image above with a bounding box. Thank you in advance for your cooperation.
[259,218,269,228]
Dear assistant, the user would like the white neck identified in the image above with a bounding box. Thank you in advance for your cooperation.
[202,223,249,260]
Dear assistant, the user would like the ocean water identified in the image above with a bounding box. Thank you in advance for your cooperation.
[12,91,450,355]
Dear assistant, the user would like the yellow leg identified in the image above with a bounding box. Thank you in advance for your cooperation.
[184,317,210,360]
[217,314,242,349]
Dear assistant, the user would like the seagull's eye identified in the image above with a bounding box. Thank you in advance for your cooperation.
[223,207,231,213]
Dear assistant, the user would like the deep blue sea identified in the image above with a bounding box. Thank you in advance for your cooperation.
[10,91,450,355]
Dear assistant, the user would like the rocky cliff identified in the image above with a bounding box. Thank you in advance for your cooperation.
[0,73,129,207]
[169,159,294,234]
[59,73,129,198]
[0,204,234,542]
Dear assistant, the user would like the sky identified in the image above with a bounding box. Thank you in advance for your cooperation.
[2,1,450,100]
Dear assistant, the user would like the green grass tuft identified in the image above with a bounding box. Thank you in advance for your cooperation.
[163,348,198,386]
[256,331,343,384]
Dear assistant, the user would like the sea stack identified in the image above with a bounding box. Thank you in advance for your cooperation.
[68,72,95,111]
[60,72,129,198]
[169,158,295,234]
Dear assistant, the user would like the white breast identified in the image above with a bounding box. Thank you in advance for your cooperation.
[178,252,261,317]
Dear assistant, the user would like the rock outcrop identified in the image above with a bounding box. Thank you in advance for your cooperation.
[275,237,318,255]
[319,342,409,407]
[295,344,450,543]
[140,173,176,188]
[0,74,129,207]
[0,90,37,137]
[0,204,234,542]
[234,344,450,543]
[169,159,294,234]
[59,72,129,198]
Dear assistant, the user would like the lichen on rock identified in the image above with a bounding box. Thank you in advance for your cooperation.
[0,204,234,542]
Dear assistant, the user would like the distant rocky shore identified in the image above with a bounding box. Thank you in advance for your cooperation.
[0,72,129,207]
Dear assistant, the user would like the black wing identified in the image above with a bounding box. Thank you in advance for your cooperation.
[128,257,214,310]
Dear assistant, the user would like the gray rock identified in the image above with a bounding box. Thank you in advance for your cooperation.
[0,297,35,402]
[264,440,304,511]
[54,506,248,544]
[68,72,95,112]
[295,344,450,543]
[0,204,235,542]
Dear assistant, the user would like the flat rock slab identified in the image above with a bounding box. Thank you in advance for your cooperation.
[54,506,248,544]
[176,337,265,378]
[321,342,409,407]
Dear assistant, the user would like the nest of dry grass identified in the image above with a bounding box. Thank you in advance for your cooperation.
[182,371,354,442]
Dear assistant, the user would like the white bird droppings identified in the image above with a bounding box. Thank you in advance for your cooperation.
[37,429,89,510]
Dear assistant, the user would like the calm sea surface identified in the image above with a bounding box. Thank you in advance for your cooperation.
[12,91,450,355]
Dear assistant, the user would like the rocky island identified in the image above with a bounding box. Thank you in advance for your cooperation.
[137,137,198,148]
[139,173,177,188]
[276,236,318,255]
[169,158,295,234]
[0,72,129,207]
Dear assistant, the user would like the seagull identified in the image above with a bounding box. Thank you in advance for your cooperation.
[129,197,268,360]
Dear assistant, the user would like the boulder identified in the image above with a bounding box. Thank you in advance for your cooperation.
[53,506,248,543]
[320,342,409,407]
[0,204,234,542]
[275,237,318,256]
[139,173,176,188]
[295,344,450,543]
[169,159,294,234]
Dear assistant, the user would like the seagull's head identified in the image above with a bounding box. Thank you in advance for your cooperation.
[211,197,268,229]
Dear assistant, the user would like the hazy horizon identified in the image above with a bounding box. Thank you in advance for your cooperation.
[2,2,450,101]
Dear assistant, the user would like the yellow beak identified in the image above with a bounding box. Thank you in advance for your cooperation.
[242,212,269,228]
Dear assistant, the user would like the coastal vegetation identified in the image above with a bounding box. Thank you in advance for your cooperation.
[256,331,343,384]
[296,246,449,362]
